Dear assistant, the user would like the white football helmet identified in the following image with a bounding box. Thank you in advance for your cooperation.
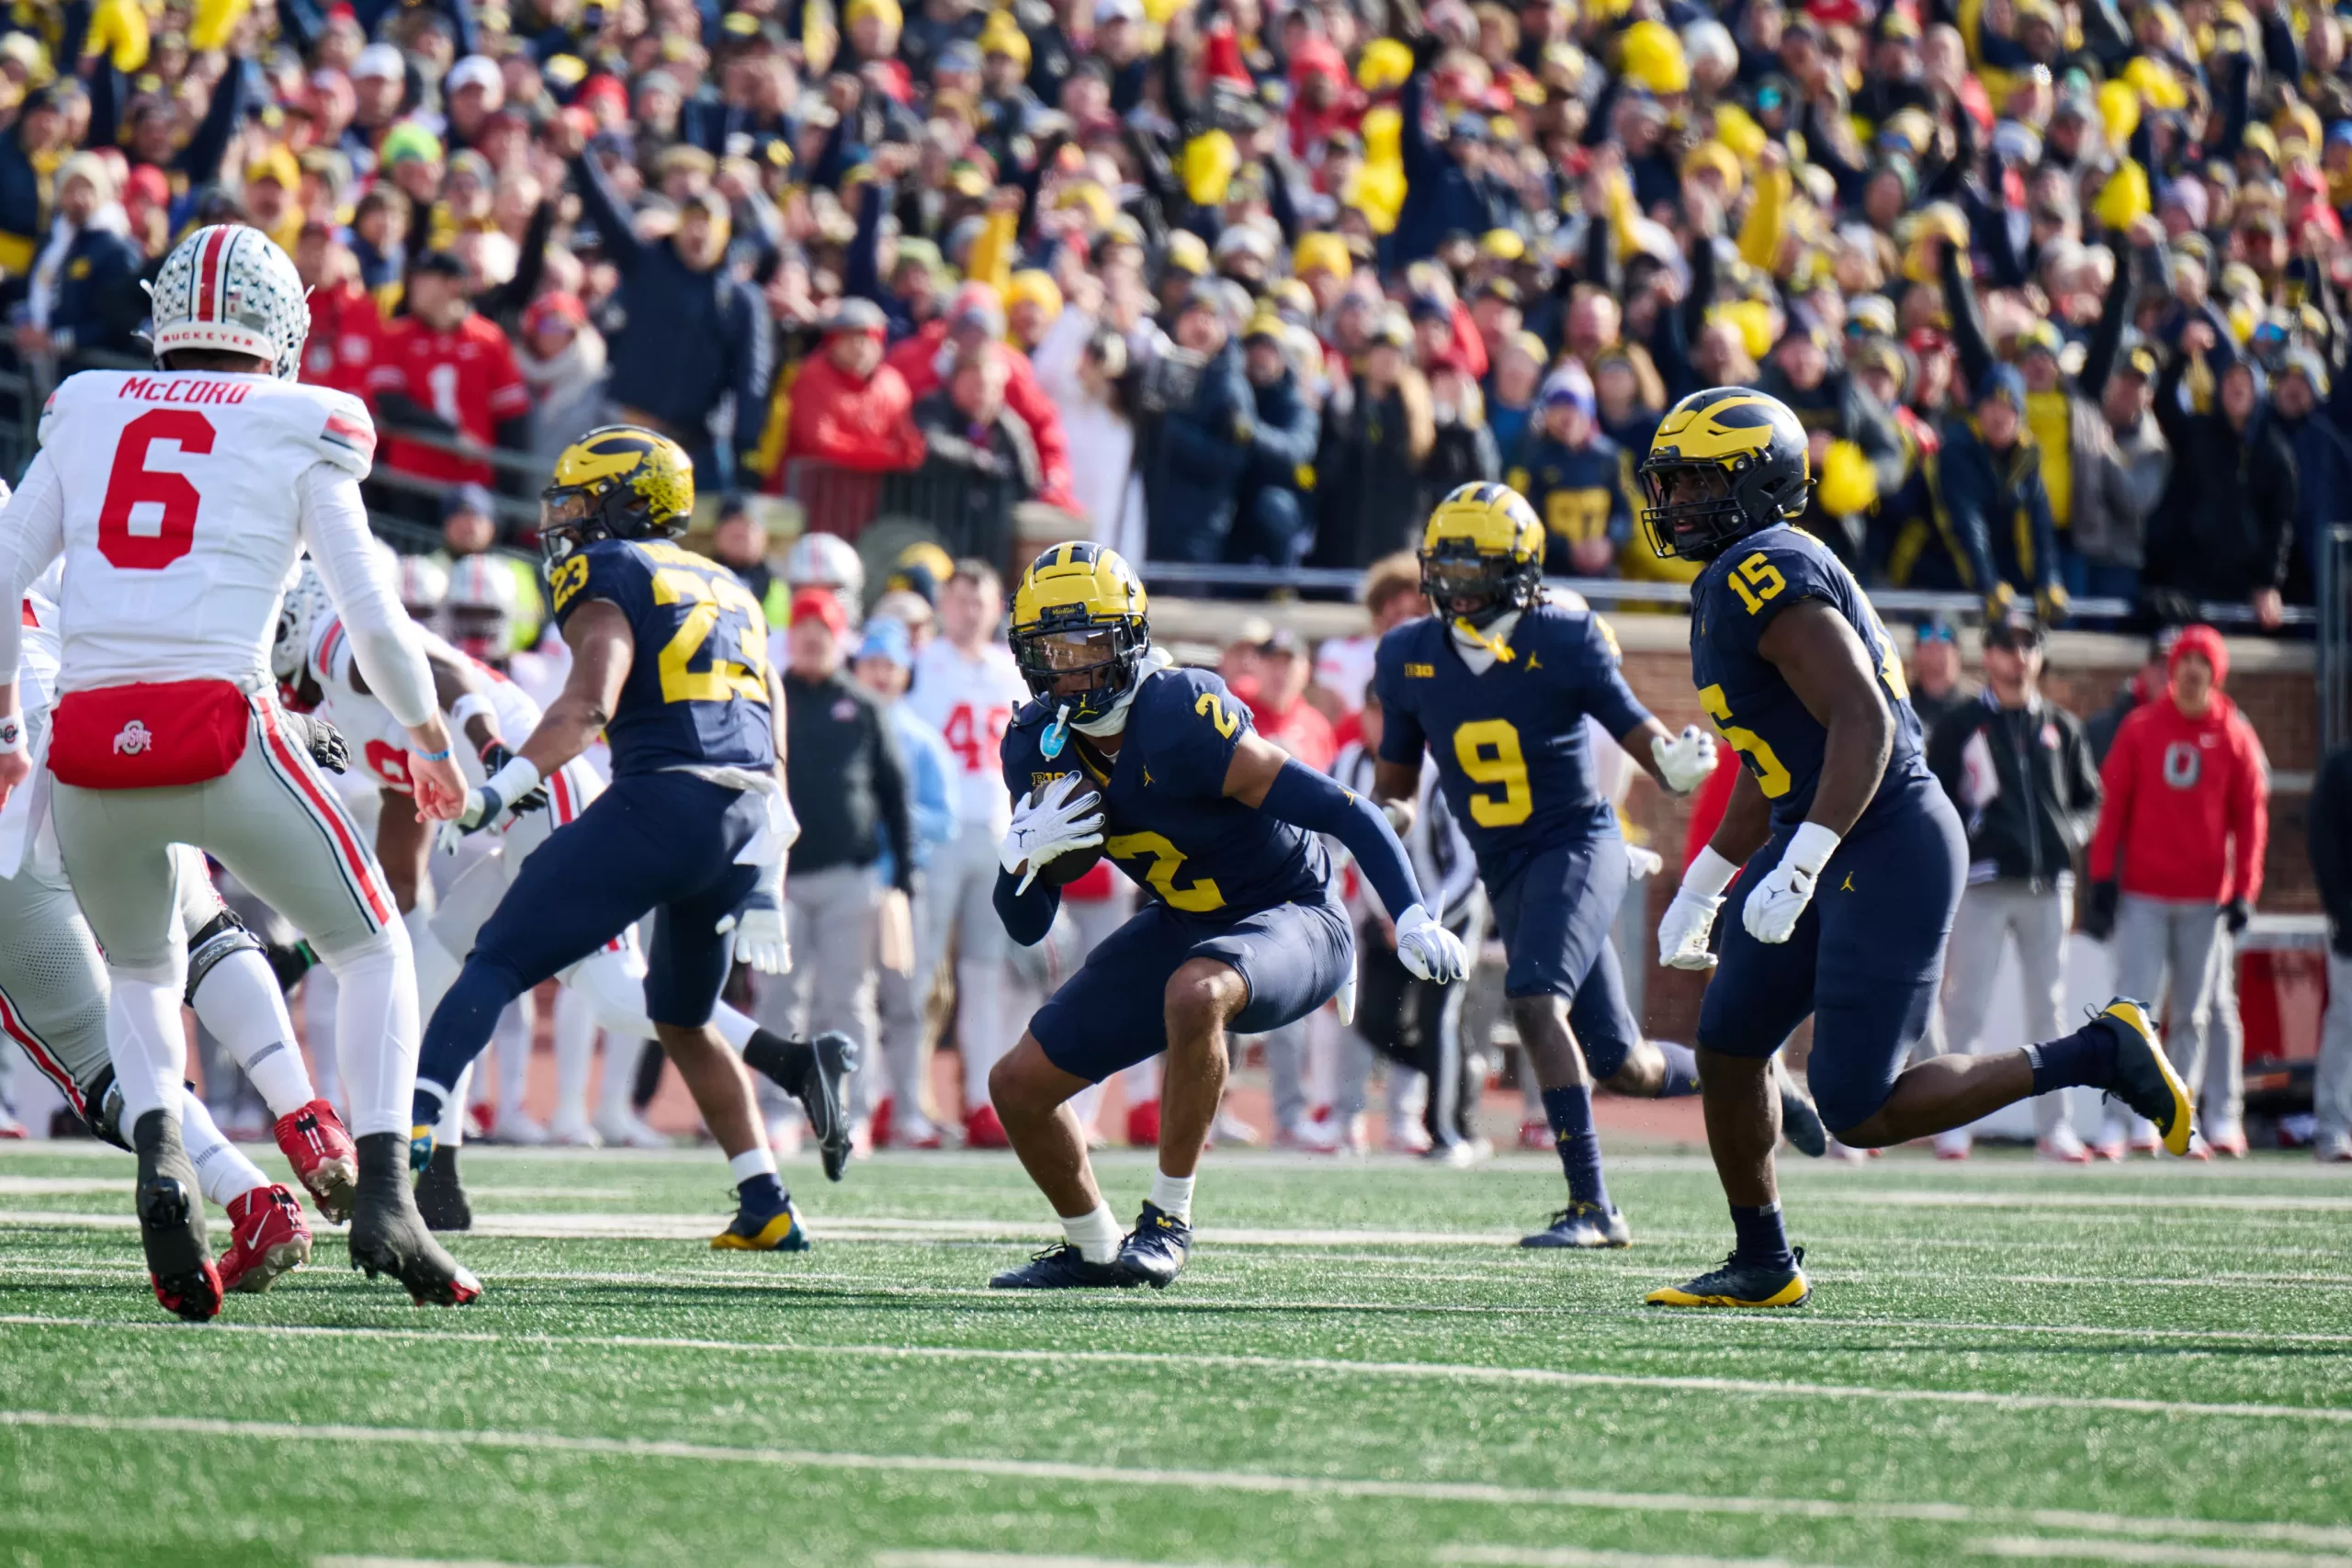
[398,554,452,631]
[446,554,518,660]
[150,223,311,379]
[786,530,865,604]
[271,561,334,698]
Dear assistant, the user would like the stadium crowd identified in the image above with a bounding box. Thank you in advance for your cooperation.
[0,0,2350,620]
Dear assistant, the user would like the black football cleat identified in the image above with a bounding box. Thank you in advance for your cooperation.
[1521,1201,1633,1248]
[1774,1058,1828,1158]
[1116,1201,1192,1289]
[1646,1247,1810,1309]
[989,1243,1137,1290]
[132,1111,220,1322]
[414,1145,472,1233]
[744,1028,861,1182]
[348,1133,481,1306]
[2089,998,2197,1156]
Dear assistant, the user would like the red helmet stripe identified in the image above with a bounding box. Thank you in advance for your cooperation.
[194,227,230,323]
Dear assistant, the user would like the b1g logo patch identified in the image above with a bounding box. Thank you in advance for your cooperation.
[1030,770,1080,794]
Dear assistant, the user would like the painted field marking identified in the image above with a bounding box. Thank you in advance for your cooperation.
[870,1554,1265,1568]
[1442,1548,1843,1568]
[316,1558,599,1568]
[6,1409,2347,1550]
[1968,1537,2352,1567]
[4,1314,2348,1426]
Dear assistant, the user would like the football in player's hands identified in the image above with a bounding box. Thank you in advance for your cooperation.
[1036,840,1105,886]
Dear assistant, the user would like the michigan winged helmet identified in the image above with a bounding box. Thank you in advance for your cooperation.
[1418,481,1546,627]
[1636,389,1812,561]
[1009,542,1151,728]
[537,425,696,563]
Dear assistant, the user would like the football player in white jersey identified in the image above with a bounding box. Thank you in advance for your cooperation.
[273,561,857,1224]
[1,562,345,1296]
[0,224,474,1318]
[901,559,1031,1148]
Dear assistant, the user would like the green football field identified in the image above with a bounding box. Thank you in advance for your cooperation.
[2,1140,2348,1568]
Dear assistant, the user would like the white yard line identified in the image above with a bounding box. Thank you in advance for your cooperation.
[5,1408,2346,1550]
[1968,1537,2352,1567]
[4,1313,2347,1426]
[869,1554,1265,1568]
[1441,1548,1843,1568]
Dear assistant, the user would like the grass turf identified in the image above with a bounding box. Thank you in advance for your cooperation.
[2,1141,2348,1568]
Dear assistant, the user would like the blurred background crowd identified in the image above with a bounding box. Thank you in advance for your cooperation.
[3,0,2352,625]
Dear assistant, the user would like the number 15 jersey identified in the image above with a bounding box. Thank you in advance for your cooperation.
[548,537,775,777]
[20,369,376,694]
[1690,523,1930,830]
[1374,603,1652,886]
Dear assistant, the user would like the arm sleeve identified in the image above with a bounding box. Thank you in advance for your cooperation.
[1260,757,1424,919]
[0,450,67,685]
[992,865,1062,945]
[297,463,435,728]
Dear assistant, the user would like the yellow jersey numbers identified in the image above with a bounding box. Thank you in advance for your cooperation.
[1700,683,1792,797]
[1453,718,1533,827]
[1106,830,1226,912]
[1724,552,1787,615]
[649,559,771,707]
[1195,690,1240,739]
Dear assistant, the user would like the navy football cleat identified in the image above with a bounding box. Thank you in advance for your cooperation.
[711,1190,809,1251]
[414,1145,472,1233]
[1116,1201,1193,1288]
[1775,1059,1828,1157]
[989,1243,1136,1290]
[1646,1247,1810,1308]
[1521,1201,1632,1248]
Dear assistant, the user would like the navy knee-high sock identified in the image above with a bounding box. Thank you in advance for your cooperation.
[1540,1083,1610,1211]
[1654,1042,1702,1098]
[2024,1020,2121,1094]
[412,954,527,1128]
[1730,1201,1794,1269]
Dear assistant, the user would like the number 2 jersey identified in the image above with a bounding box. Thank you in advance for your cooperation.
[547,537,775,777]
[1690,524,1932,829]
[999,664,1330,918]
[1373,603,1652,886]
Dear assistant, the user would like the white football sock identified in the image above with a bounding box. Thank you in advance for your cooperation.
[106,971,187,1130]
[300,964,343,1112]
[729,1145,778,1183]
[181,1090,266,1206]
[435,1064,473,1150]
[1148,1169,1195,1224]
[709,1002,758,1053]
[1061,1201,1122,1264]
[188,948,312,1118]
[405,908,462,1021]
[552,984,597,1127]
[320,923,421,1140]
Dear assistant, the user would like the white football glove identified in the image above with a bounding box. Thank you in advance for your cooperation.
[716,881,792,975]
[1000,773,1106,894]
[1657,845,1736,970]
[1395,903,1469,984]
[1650,724,1718,795]
[1743,822,1842,945]
[1625,842,1664,881]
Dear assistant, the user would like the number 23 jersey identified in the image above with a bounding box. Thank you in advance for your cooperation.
[1373,604,1652,886]
[999,665,1330,918]
[1690,524,1930,829]
[548,537,775,777]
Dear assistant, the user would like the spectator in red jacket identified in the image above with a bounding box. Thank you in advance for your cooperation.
[2084,624,2268,1156]
[786,298,928,474]
[888,282,1078,510]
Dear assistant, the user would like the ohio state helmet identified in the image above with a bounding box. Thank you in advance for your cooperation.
[271,561,334,698]
[446,554,518,660]
[150,224,310,379]
[786,530,865,604]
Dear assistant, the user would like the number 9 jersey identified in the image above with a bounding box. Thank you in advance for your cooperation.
[1690,523,1932,829]
[548,537,775,777]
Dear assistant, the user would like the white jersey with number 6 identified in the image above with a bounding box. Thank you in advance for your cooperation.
[907,638,1028,829]
[0,369,432,726]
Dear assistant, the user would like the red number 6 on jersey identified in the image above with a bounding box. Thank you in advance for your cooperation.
[98,409,214,570]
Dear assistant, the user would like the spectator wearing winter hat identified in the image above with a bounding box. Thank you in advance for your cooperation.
[1505,365,1630,578]
[1231,308,1323,570]
[1138,279,1258,565]
[515,291,609,471]
[563,115,773,490]
[2267,349,2351,605]
[786,298,928,472]
[888,277,1077,509]
[2084,625,2268,1158]
[1311,308,1434,572]
[2145,321,2297,629]
[1935,363,2064,624]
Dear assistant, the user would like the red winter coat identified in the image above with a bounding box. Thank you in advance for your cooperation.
[887,325,1078,509]
[785,355,927,472]
[2086,689,2268,904]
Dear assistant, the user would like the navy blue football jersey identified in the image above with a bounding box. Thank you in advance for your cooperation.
[1001,665,1330,916]
[1689,524,1931,829]
[548,537,775,777]
[1372,604,1652,884]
